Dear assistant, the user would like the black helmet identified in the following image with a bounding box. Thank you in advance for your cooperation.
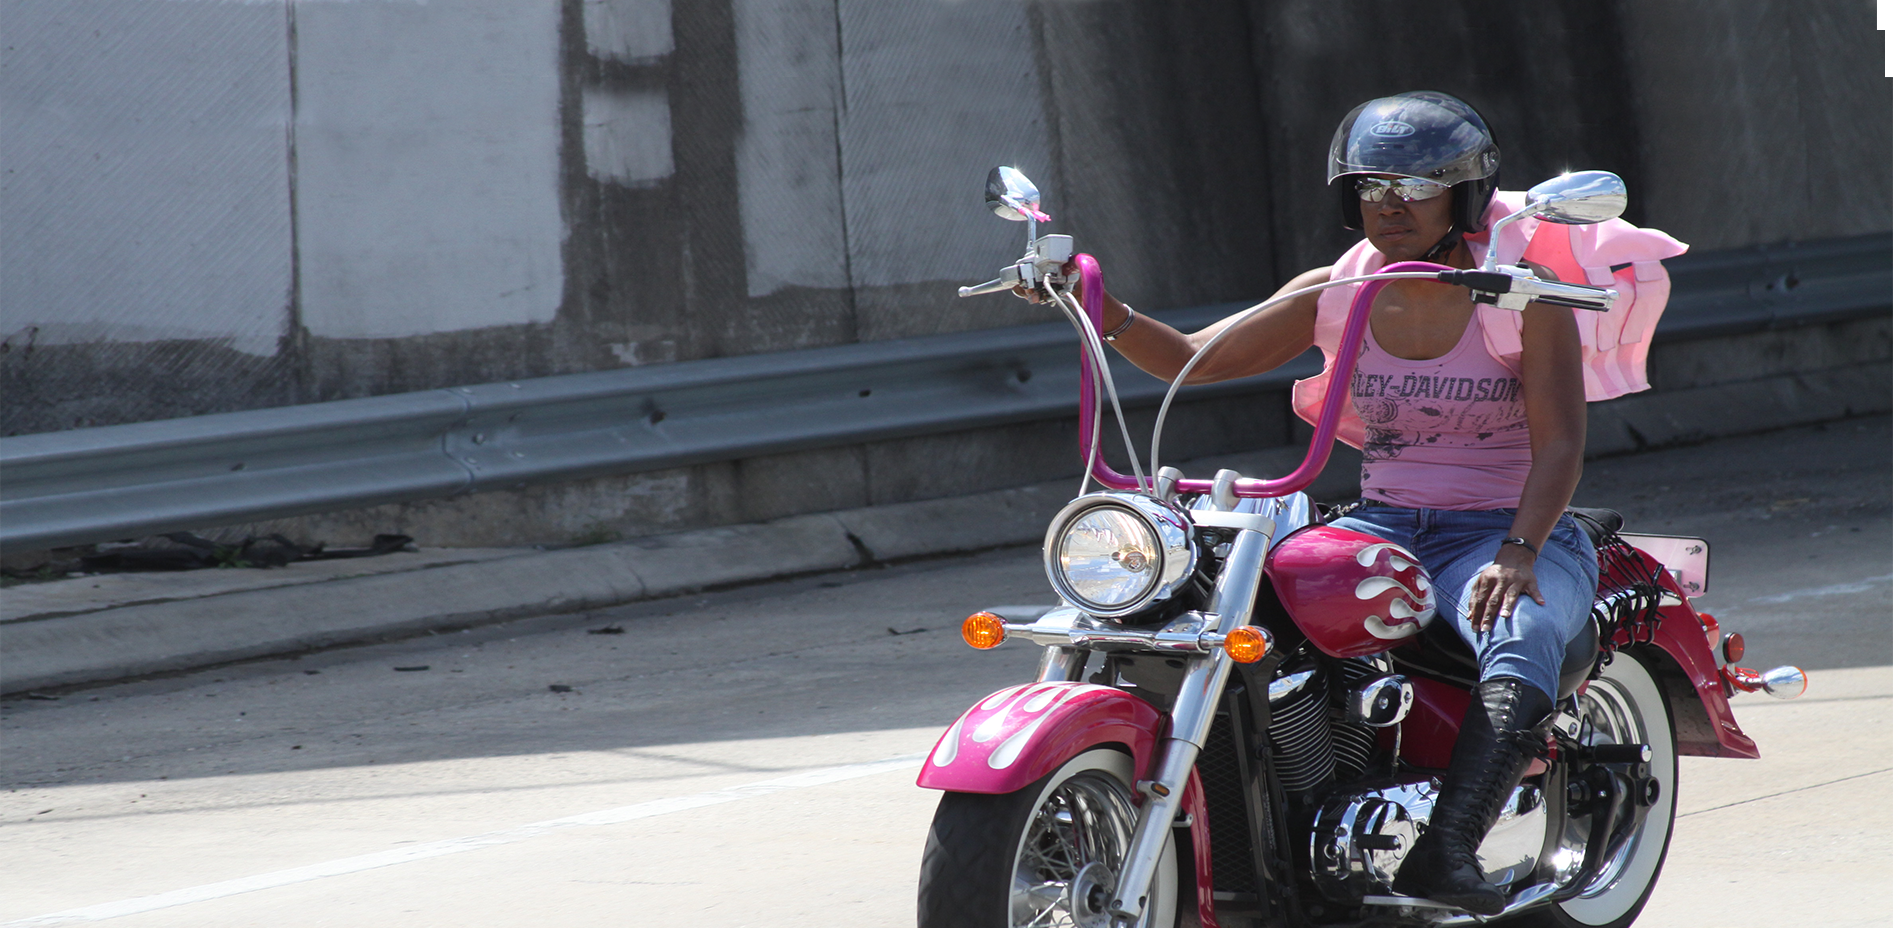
[1327,91,1500,238]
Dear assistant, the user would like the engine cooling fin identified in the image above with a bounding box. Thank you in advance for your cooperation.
[1331,659,1383,779]
[1268,673,1334,793]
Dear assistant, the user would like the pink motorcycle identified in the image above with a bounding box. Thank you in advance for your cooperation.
[916,167,1805,928]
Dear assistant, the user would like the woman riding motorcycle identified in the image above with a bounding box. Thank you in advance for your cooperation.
[1062,91,1677,916]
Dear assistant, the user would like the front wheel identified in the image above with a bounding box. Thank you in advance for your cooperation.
[1513,648,1678,928]
[918,747,1179,928]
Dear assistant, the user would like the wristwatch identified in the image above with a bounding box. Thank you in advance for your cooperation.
[1501,536,1538,556]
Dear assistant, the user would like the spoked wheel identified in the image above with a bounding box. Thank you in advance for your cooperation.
[1514,649,1677,927]
[919,748,1178,928]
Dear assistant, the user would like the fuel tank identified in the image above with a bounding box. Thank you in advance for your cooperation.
[1264,526,1438,658]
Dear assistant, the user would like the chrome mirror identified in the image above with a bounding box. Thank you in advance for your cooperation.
[1525,170,1627,225]
[1482,170,1629,271]
[1760,665,1808,699]
[985,166,1048,223]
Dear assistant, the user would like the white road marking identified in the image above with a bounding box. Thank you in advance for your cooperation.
[1748,574,1893,605]
[4,754,925,926]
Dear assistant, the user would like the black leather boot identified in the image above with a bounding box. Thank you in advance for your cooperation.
[1392,677,1553,915]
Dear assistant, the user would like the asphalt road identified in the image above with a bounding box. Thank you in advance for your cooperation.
[2,417,1887,928]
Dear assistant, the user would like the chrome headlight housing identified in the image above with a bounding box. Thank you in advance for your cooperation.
[1044,493,1198,618]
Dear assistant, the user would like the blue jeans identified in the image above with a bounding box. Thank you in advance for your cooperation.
[1328,506,1599,702]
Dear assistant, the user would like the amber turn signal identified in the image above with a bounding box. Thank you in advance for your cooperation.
[1223,625,1270,663]
[962,612,1008,650]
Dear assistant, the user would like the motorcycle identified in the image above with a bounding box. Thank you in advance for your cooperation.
[915,166,1807,928]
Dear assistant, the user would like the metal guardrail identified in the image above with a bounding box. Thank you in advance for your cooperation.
[0,302,1285,552]
[1661,233,1891,336]
[2,233,1886,552]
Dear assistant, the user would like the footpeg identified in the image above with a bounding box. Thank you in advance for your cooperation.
[1365,883,1560,922]
[1586,742,1651,764]
[1361,894,1456,910]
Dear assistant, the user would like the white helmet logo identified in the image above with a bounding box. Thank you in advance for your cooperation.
[1370,121,1417,138]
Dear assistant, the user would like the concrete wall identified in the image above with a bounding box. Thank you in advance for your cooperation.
[1243,0,1652,275]
[2,0,569,430]
[1241,0,1891,274]
[1617,1,1892,250]
[2,1,296,427]
[3,0,1887,546]
[3,0,1285,435]
[294,2,566,341]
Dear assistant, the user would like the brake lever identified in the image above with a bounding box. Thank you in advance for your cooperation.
[956,234,1075,299]
[958,266,1021,298]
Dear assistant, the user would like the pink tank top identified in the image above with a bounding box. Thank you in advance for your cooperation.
[1292,191,1688,451]
[1353,309,1532,510]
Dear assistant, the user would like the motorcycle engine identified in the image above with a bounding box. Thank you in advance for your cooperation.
[1309,779,1436,901]
[1310,778,1548,903]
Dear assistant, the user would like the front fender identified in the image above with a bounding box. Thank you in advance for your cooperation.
[916,682,1165,794]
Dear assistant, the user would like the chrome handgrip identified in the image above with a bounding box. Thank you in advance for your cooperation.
[1511,276,1618,311]
[1436,267,1617,312]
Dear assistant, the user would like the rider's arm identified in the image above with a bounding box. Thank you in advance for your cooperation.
[1509,301,1587,551]
[1083,266,1333,384]
[1469,300,1587,629]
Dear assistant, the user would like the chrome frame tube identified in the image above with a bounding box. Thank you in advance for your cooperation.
[1203,525,1272,622]
[1108,727,1211,920]
[1107,529,1272,922]
[1036,646,1089,682]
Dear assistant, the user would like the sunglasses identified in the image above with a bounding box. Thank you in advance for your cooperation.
[1355,177,1450,203]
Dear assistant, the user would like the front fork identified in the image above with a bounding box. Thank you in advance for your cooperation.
[1109,527,1272,923]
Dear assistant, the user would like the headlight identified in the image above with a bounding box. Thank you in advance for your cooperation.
[1059,508,1159,608]
[1044,493,1197,618]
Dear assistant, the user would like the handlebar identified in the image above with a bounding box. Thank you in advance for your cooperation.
[962,250,1619,502]
[1076,260,1453,499]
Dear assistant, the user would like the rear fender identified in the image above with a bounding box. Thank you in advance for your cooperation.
[1598,543,1759,758]
[1398,569,1760,763]
[1641,604,1760,758]
[916,682,1164,794]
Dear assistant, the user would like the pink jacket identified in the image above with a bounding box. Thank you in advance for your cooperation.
[1291,191,1689,449]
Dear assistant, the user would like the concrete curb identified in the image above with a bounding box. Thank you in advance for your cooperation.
[1588,361,1892,456]
[0,515,860,694]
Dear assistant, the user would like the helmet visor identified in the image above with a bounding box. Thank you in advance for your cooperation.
[1354,176,1451,203]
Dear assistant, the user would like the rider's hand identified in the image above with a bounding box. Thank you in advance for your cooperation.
[1466,543,1545,632]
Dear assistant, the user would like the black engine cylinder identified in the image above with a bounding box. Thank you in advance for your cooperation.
[1267,672,1335,792]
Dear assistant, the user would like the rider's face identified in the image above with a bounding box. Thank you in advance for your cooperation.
[1360,176,1456,262]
